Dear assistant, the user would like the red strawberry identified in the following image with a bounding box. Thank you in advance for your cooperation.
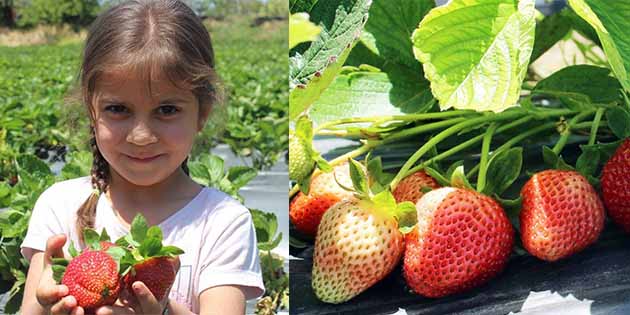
[99,241,116,251]
[601,139,630,232]
[124,256,180,301]
[61,250,122,312]
[393,171,440,204]
[520,170,605,261]
[121,214,184,301]
[403,187,514,298]
[290,162,356,236]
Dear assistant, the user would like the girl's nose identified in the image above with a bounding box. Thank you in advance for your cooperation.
[126,121,158,146]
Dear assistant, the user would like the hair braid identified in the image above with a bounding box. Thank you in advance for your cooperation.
[76,128,110,246]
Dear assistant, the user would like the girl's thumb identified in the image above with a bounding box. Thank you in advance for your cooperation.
[44,234,67,263]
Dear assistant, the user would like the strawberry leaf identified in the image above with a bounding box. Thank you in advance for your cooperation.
[161,245,185,256]
[106,246,127,274]
[115,235,130,248]
[348,158,369,196]
[83,228,101,250]
[298,174,312,195]
[606,106,630,139]
[483,147,523,196]
[450,166,474,191]
[68,241,78,258]
[140,226,163,257]
[576,146,601,178]
[314,155,332,173]
[98,228,111,242]
[130,214,149,244]
[51,258,68,284]
[395,201,417,234]
[124,234,140,248]
[367,156,395,193]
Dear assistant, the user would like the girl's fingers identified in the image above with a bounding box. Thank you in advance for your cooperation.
[131,281,163,314]
[49,295,77,315]
[94,304,136,315]
[70,306,84,315]
[36,284,69,307]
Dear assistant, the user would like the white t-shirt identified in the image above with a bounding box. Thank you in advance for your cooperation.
[20,176,265,313]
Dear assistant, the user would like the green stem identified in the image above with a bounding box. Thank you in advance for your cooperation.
[476,123,498,192]
[405,116,533,176]
[314,110,478,133]
[552,110,596,154]
[381,118,468,144]
[588,108,605,146]
[467,121,557,178]
[390,110,526,190]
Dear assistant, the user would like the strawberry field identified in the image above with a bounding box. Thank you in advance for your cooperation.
[289,0,630,314]
[0,16,288,314]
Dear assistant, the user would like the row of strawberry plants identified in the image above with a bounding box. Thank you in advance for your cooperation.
[289,0,630,307]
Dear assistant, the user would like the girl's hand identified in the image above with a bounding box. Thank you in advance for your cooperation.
[93,282,166,315]
[36,234,84,315]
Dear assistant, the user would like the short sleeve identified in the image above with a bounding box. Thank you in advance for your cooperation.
[20,184,65,261]
[197,208,265,300]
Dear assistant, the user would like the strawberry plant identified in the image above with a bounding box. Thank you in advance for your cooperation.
[290,0,630,310]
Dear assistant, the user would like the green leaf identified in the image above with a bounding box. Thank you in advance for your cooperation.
[160,245,185,256]
[395,201,417,234]
[576,146,601,177]
[202,154,225,183]
[372,189,397,214]
[259,232,283,252]
[298,174,312,195]
[61,151,92,180]
[532,65,622,109]
[542,146,559,168]
[227,166,257,190]
[367,156,394,192]
[314,155,332,172]
[289,13,322,49]
[580,139,624,163]
[130,214,149,245]
[16,154,52,177]
[188,163,210,187]
[569,0,630,92]
[83,229,100,250]
[450,165,474,191]
[289,0,372,120]
[68,241,78,258]
[348,158,368,195]
[51,264,67,284]
[483,147,523,196]
[606,106,630,139]
[412,0,536,112]
[290,0,319,14]
[358,0,434,72]
[105,247,127,272]
[531,10,572,62]
[140,226,163,257]
[308,70,433,125]
[98,228,111,242]
[289,236,309,248]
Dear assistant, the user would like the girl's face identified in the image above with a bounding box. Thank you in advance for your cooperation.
[92,69,207,187]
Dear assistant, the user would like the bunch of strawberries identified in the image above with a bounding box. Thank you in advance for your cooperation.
[51,214,183,313]
[290,138,630,303]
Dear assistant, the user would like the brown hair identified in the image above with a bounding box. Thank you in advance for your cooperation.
[68,0,223,245]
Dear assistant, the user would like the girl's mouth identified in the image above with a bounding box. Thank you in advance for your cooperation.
[126,154,163,163]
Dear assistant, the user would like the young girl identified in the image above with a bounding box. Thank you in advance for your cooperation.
[19,1,264,314]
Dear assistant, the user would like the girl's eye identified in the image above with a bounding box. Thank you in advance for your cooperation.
[104,104,128,114]
[157,105,180,116]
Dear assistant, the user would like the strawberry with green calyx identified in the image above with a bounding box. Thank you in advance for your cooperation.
[311,158,416,304]
[403,187,514,298]
[290,161,357,237]
[601,138,630,232]
[116,214,184,302]
[520,169,605,261]
[52,228,129,312]
[289,115,332,194]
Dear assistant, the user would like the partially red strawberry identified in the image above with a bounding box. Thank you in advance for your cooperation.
[601,138,630,232]
[60,250,122,312]
[290,162,356,236]
[403,187,514,298]
[393,171,440,204]
[520,169,605,262]
[118,214,184,301]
